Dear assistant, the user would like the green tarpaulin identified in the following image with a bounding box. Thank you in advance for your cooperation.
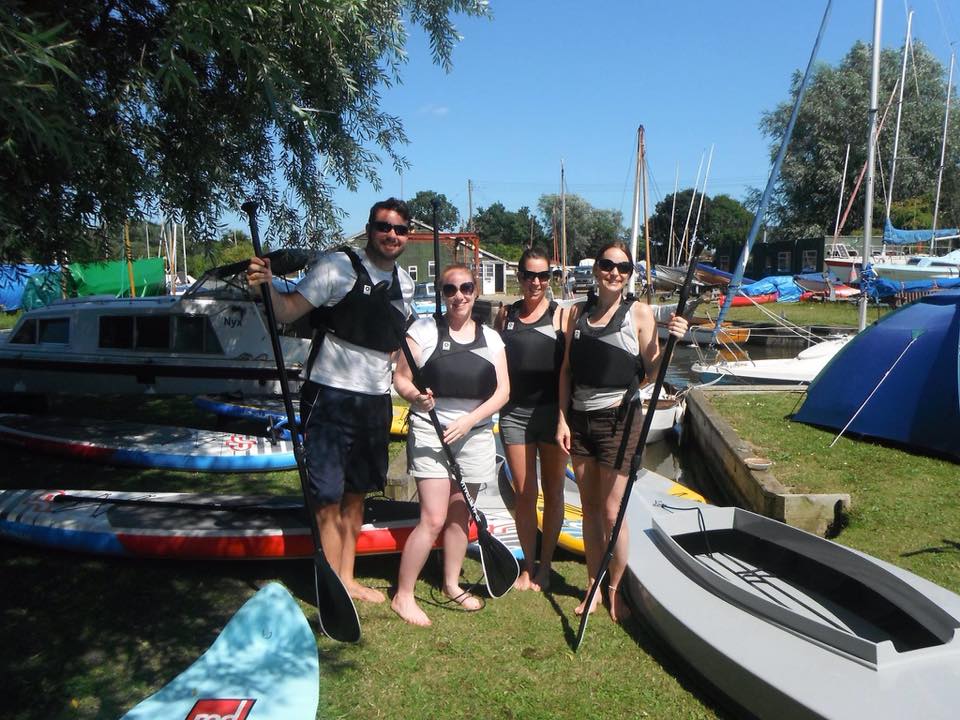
[21,258,167,310]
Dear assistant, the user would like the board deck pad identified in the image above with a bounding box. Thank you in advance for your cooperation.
[0,490,474,560]
[0,414,296,472]
[120,582,318,719]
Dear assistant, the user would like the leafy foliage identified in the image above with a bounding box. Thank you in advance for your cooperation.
[0,1,489,265]
[647,190,754,259]
[406,190,461,230]
[760,40,958,237]
[473,201,546,247]
[537,193,626,263]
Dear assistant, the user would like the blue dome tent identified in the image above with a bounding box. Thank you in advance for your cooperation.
[793,290,960,461]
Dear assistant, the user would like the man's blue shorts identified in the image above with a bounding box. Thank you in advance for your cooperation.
[299,381,391,506]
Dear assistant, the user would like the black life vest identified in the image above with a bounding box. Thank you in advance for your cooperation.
[500,300,564,406]
[305,246,406,374]
[569,294,645,391]
[420,317,498,401]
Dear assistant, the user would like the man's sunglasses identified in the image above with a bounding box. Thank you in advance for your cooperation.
[441,282,476,298]
[371,220,409,236]
[519,269,552,282]
[597,258,633,275]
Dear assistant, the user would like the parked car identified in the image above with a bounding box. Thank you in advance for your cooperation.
[412,281,437,316]
[571,266,596,294]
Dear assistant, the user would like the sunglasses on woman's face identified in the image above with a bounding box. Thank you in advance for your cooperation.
[441,281,476,298]
[519,269,552,282]
[596,258,633,275]
[371,220,409,236]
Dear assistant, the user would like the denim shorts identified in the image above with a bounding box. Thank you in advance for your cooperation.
[499,403,560,446]
[568,403,642,471]
[300,381,391,505]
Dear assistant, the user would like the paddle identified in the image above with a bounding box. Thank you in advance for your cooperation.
[395,200,519,598]
[242,201,361,643]
[574,241,704,651]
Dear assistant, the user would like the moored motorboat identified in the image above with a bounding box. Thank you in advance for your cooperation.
[692,335,850,385]
[870,248,960,282]
[0,251,311,397]
[624,496,960,719]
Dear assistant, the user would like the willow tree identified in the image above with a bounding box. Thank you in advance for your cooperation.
[760,40,959,237]
[0,1,489,264]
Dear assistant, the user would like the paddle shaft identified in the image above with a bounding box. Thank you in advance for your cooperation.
[243,201,360,643]
[575,241,704,650]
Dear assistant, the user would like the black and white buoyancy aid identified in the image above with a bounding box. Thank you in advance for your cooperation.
[569,294,645,393]
[306,246,406,374]
[420,317,498,401]
[500,300,564,406]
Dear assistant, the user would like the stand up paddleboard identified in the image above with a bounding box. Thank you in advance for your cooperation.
[120,582,318,720]
[0,490,476,559]
[194,395,411,438]
[0,414,297,472]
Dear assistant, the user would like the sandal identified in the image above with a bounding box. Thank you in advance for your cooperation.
[443,588,484,612]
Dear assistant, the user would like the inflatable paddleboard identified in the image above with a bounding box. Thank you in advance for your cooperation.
[0,490,475,559]
[466,456,524,560]
[536,465,706,556]
[0,414,296,472]
[121,582,318,719]
[194,395,411,438]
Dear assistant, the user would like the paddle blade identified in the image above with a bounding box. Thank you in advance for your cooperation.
[573,568,606,651]
[477,527,520,598]
[313,553,361,643]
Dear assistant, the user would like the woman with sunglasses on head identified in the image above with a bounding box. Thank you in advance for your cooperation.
[556,241,687,622]
[392,264,511,627]
[494,247,567,591]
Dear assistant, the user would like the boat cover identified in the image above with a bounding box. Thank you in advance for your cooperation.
[794,290,960,460]
[883,218,959,245]
[0,264,48,311]
[20,258,166,310]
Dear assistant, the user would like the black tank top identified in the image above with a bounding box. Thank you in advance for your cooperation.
[420,318,498,401]
[500,300,564,406]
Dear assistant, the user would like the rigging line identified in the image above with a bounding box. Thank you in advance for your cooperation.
[829,332,923,447]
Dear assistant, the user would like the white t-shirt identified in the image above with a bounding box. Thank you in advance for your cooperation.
[296,247,414,394]
[406,317,505,427]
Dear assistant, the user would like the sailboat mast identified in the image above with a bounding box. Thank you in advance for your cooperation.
[628,127,642,297]
[560,160,568,287]
[859,0,883,333]
[667,163,679,265]
[677,152,705,264]
[884,10,913,223]
[690,143,715,259]
[833,144,851,240]
[640,131,654,303]
[930,52,955,253]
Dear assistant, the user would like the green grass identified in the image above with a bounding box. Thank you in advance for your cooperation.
[0,396,724,719]
[1,311,20,330]
[693,299,892,327]
[708,391,960,593]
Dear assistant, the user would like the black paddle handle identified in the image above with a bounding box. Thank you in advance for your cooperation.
[242,203,320,544]
[575,241,704,650]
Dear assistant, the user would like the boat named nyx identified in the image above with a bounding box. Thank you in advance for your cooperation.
[0,251,311,397]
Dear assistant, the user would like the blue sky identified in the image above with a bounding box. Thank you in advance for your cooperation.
[327,0,960,235]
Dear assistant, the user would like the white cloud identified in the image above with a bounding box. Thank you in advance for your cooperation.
[419,103,449,116]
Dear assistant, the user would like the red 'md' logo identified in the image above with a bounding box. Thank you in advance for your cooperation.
[185,698,256,720]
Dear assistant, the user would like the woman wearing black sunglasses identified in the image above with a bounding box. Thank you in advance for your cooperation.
[556,241,687,622]
[392,264,511,626]
[494,247,567,591]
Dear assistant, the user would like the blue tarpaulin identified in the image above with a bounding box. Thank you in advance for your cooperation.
[0,264,50,311]
[739,275,805,303]
[794,290,960,461]
[882,219,959,245]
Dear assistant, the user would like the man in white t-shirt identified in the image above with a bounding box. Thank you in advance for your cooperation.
[247,198,415,604]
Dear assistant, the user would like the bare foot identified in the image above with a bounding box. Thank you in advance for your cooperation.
[443,586,483,611]
[532,564,551,592]
[608,585,632,623]
[391,593,432,627]
[346,582,386,604]
[514,569,534,591]
[574,588,600,617]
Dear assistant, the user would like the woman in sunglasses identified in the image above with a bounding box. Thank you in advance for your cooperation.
[494,247,567,591]
[392,264,510,626]
[556,242,687,622]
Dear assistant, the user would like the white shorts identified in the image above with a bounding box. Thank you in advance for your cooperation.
[407,414,496,485]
